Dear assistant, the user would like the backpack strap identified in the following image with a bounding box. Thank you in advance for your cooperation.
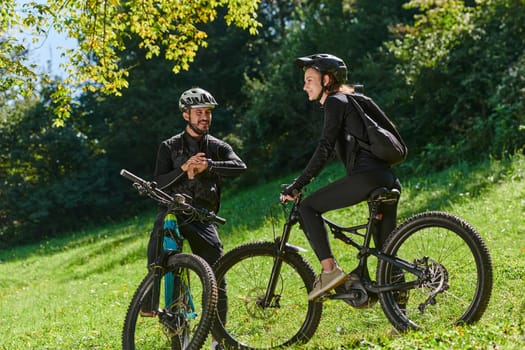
[346,94,376,149]
[343,94,372,170]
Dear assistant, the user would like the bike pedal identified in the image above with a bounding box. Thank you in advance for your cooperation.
[139,310,157,317]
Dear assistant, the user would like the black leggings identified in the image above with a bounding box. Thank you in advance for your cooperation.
[298,169,400,262]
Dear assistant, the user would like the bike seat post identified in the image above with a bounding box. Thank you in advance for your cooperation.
[366,187,400,249]
[365,189,386,241]
[355,188,396,274]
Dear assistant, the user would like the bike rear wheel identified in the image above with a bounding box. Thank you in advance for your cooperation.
[377,211,493,331]
[122,253,218,350]
[212,241,322,349]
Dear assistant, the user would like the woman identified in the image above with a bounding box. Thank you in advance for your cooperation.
[280,53,401,300]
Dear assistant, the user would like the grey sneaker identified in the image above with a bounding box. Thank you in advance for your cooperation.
[308,266,348,301]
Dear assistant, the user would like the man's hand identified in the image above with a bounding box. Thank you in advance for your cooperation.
[181,152,209,180]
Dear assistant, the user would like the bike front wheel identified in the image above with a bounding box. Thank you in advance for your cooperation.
[377,211,493,331]
[212,241,323,349]
[122,253,218,350]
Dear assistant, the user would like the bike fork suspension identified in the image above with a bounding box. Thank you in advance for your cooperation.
[261,220,294,307]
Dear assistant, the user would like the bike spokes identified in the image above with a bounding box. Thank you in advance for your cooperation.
[122,254,218,350]
[213,242,322,349]
[378,212,492,331]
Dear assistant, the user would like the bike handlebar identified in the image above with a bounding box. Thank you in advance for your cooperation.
[120,169,226,225]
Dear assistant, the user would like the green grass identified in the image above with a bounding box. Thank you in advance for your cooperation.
[1,155,525,349]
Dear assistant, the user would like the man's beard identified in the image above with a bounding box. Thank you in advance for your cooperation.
[188,121,209,135]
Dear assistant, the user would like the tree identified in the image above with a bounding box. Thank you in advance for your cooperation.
[0,2,298,247]
[1,0,260,124]
[0,81,129,248]
[386,0,525,168]
[237,0,410,183]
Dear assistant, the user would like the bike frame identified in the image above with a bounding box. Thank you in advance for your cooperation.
[261,190,423,307]
[146,229,181,317]
[120,169,224,317]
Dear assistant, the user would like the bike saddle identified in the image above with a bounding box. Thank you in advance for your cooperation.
[368,187,400,204]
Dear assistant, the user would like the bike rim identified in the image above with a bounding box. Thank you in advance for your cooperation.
[380,217,490,330]
[215,249,320,348]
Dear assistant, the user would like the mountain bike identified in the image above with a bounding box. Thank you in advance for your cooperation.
[120,169,225,350]
[211,186,493,349]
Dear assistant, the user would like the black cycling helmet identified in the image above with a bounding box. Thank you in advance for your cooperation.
[179,87,218,112]
[295,53,348,84]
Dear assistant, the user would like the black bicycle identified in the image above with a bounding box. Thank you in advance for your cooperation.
[120,169,224,350]
[211,186,493,349]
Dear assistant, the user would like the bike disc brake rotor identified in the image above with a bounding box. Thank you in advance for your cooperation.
[240,287,280,320]
[418,259,449,312]
[160,301,190,338]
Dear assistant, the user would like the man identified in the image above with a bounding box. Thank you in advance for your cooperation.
[144,88,246,337]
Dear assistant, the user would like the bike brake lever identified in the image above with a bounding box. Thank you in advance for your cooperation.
[207,210,226,225]
[133,182,148,196]
[173,193,187,203]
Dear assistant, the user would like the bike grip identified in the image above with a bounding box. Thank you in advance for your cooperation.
[214,215,227,225]
[120,169,144,183]
[280,183,300,197]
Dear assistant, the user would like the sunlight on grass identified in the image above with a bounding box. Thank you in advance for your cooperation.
[1,155,525,348]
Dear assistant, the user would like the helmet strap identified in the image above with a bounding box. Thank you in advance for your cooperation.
[315,73,334,101]
[315,74,329,101]
[319,73,338,101]
[183,109,208,137]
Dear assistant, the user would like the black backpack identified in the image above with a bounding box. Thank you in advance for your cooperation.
[346,93,407,166]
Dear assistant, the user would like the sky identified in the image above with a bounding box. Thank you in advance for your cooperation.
[24,27,77,78]
[15,0,77,78]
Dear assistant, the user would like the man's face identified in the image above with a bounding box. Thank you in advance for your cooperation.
[184,107,213,134]
[303,67,323,101]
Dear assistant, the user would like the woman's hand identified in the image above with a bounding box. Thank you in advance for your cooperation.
[280,183,300,203]
[280,193,298,203]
